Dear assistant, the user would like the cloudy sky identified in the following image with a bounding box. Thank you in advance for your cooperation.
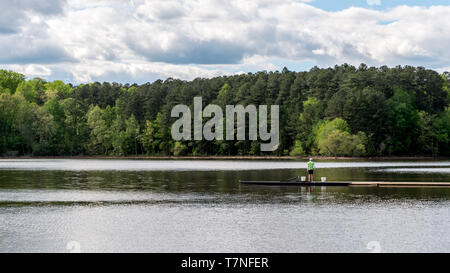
[1,0,450,84]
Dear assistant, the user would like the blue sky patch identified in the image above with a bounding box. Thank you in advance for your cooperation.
[309,0,450,11]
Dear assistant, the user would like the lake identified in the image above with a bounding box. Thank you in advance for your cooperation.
[0,159,449,253]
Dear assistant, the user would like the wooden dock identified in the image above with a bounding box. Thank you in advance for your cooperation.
[349,181,450,188]
[239,180,450,188]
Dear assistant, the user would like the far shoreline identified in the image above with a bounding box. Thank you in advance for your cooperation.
[0,155,449,161]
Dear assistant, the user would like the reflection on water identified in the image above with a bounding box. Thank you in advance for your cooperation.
[376,168,450,173]
[0,159,449,253]
[1,159,450,171]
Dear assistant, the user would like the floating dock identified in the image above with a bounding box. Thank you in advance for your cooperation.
[239,180,450,188]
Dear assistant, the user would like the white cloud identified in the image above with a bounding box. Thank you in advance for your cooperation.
[8,64,52,78]
[67,60,226,83]
[1,0,450,83]
[367,0,381,6]
[0,0,67,34]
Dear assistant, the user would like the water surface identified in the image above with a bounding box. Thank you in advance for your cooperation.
[1,159,449,252]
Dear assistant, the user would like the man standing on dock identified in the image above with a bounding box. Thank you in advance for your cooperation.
[307,158,315,182]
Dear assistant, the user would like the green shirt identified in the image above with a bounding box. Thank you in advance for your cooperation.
[307,161,314,170]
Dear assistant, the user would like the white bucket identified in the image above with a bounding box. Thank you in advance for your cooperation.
[321,177,327,182]
[301,176,306,181]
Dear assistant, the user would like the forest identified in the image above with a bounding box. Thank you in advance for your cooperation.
[0,64,449,157]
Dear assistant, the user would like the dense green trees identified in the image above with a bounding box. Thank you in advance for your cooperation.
[0,70,25,95]
[0,64,449,157]
[315,118,366,156]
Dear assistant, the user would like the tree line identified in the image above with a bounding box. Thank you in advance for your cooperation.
[0,64,449,157]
